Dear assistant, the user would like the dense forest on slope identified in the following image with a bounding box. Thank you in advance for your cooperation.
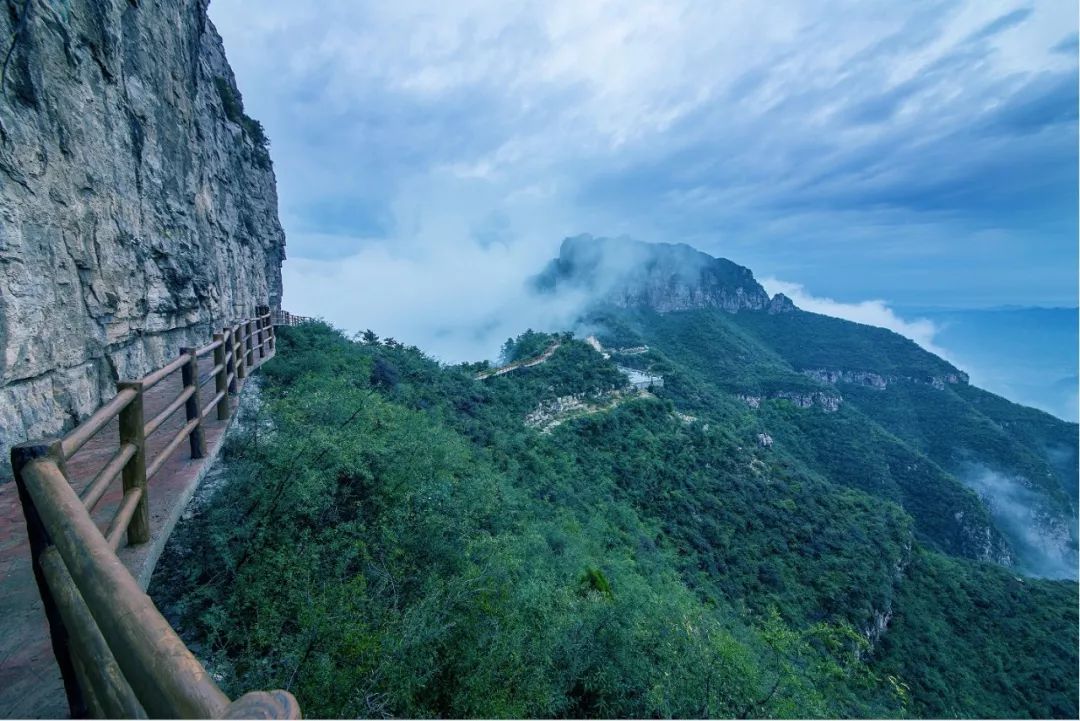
[585,303,1078,576]
[152,323,1078,718]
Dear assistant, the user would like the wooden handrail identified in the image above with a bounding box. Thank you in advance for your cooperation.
[38,547,145,718]
[179,349,207,460]
[79,443,137,512]
[270,309,314,327]
[213,334,231,422]
[28,454,227,716]
[195,339,223,357]
[117,381,149,546]
[233,324,247,382]
[17,455,298,718]
[104,488,145,551]
[201,363,225,387]
[146,418,200,482]
[144,385,196,439]
[7,305,298,718]
[224,328,238,394]
[257,316,265,360]
[61,388,138,459]
[201,392,226,420]
[141,355,188,391]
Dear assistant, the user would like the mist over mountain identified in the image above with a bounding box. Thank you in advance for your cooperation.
[533,235,788,314]
[285,231,1079,579]
[5,0,1073,716]
[527,235,1077,580]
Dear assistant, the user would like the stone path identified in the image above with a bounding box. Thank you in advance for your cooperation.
[0,348,273,719]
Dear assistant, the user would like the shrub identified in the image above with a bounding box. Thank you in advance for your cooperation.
[214,76,272,169]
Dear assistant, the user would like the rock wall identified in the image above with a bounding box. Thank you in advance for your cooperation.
[0,0,285,474]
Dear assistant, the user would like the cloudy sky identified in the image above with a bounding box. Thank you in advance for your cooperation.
[209,0,1077,361]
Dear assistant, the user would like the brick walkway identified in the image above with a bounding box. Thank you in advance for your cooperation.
[0,347,273,719]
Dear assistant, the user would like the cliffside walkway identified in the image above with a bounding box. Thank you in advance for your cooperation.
[0,309,299,719]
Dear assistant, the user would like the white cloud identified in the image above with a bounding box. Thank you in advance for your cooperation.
[207,0,1077,336]
[281,234,587,364]
[210,0,1077,251]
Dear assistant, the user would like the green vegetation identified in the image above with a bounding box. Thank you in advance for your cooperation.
[152,321,1077,718]
[724,306,1075,513]
[730,309,959,380]
[876,549,1078,718]
[595,305,1077,573]
[500,329,557,363]
[581,308,1006,561]
[214,76,271,169]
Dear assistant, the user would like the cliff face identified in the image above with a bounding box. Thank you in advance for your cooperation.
[534,235,792,314]
[0,0,285,471]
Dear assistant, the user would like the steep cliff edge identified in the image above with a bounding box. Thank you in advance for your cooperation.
[0,0,285,471]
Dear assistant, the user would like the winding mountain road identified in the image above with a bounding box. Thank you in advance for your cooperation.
[476,342,561,380]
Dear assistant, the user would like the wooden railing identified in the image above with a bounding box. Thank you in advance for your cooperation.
[9,306,300,719]
[271,309,314,327]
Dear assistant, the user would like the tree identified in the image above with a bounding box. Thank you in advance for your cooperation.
[371,357,399,390]
[500,337,515,365]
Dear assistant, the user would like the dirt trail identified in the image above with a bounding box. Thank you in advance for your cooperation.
[476,342,561,380]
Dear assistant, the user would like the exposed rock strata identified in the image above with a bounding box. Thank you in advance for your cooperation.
[525,388,647,434]
[801,368,969,390]
[0,0,285,472]
[738,391,843,412]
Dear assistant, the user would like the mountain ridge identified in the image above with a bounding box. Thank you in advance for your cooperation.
[533,235,1076,578]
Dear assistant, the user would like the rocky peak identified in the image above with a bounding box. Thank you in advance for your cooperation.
[767,292,796,314]
[534,235,792,314]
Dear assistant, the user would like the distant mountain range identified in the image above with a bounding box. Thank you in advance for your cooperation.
[536,235,1078,579]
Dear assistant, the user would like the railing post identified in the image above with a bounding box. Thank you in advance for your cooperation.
[117,381,150,545]
[11,440,88,719]
[224,327,238,393]
[257,311,266,360]
[213,333,231,421]
[245,321,254,368]
[179,348,207,459]
[233,323,247,382]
